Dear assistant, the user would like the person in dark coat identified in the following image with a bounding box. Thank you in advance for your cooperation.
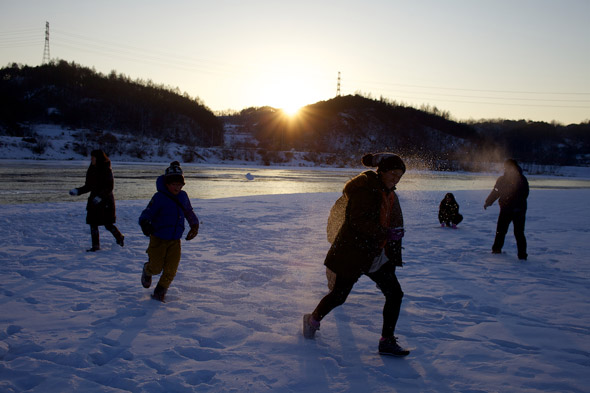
[138,161,199,302]
[303,152,410,357]
[484,159,529,260]
[69,149,124,252]
[439,192,463,229]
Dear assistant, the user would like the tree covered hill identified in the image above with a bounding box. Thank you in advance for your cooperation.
[1,61,588,168]
[0,61,223,147]
[231,95,590,168]
[235,95,483,168]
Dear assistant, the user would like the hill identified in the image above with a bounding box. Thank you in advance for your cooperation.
[230,96,590,169]
[1,62,589,169]
[0,61,223,150]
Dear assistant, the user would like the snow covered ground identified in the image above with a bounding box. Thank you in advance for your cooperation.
[1,185,589,392]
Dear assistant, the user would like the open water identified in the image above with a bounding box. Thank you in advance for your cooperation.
[1,160,589,205]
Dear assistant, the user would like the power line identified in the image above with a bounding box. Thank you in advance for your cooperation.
[0,28,42,49]
[348,78,590,111]
[351,78,590,97]
[51,28,243,76]
[370,87,590,104]
[1,25,588,113]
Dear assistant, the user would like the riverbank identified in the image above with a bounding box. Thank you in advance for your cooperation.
[2,123,590,176]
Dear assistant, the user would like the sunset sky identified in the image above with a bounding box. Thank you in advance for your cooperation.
[1,0,589,124]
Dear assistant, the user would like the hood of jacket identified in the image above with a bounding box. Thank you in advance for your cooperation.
[156,175,169,194]
[343,171,384,198]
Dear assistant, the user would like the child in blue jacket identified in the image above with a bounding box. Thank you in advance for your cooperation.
[139,161,199,302]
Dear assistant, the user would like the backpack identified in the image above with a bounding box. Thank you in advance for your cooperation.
[326,194,348,244]
[325,194,348,291]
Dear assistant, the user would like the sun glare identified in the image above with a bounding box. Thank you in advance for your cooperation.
[282,104,301,116]
[257,76,313,117]
[275,87,307,117]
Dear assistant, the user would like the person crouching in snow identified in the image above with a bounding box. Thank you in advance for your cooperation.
[138,161,199,302]
[69,149,124,252]
[303,152,410,357]
[438,192,463,229]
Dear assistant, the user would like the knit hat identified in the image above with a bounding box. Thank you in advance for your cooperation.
[164,161,185,184]
[361,153,406,174]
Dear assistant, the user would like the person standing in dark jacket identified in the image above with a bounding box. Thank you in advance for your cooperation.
[439,193,463,229]
[69,149,124,252]
[138,161,199,302]
[484,159,529,260]
[303,153,410,357]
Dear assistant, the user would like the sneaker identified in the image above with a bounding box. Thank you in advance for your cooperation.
[117,235,125,247]
[518,254,528,260]
[302,313,320,339]
[86,247,100,252]
[379,336,410,357]
[491,249,502,254]
[141,263,152,288]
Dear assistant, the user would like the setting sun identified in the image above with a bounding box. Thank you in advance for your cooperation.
[255,73,316,116]
[282,103,302,116]
[267,80,308,115]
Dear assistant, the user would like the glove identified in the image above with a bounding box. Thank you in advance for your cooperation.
[387,227,405,241]
[483,202,490,210]
[69,188,78,196]
[92,196,102,204]
[186,224,199,241]
[139,219,154,237]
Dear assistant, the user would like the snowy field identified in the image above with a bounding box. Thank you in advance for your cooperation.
[1,188,589,392]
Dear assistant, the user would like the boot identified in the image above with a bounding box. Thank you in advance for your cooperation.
[379,336,410,357]
[87,226,100,252]
[151,284,167,302]
[107,225,125,247]
[141,262,152,288]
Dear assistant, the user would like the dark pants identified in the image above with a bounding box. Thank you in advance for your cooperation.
[441,213,463,226]
[90,224,123,248]
[312,262,403,338]
[492,207,527,258]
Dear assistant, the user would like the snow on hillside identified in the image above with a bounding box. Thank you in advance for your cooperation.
[0,124,318,167]
[2,124,590,177]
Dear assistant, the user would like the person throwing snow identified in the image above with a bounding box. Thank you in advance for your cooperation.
[303,152,410,357]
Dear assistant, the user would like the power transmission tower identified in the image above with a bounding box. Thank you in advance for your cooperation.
[336,71,341,96]
[42,22,50,64]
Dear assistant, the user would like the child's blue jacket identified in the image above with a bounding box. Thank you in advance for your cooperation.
[139,176,199,240]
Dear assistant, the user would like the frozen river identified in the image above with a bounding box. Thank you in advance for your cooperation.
[1,160,589,205]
